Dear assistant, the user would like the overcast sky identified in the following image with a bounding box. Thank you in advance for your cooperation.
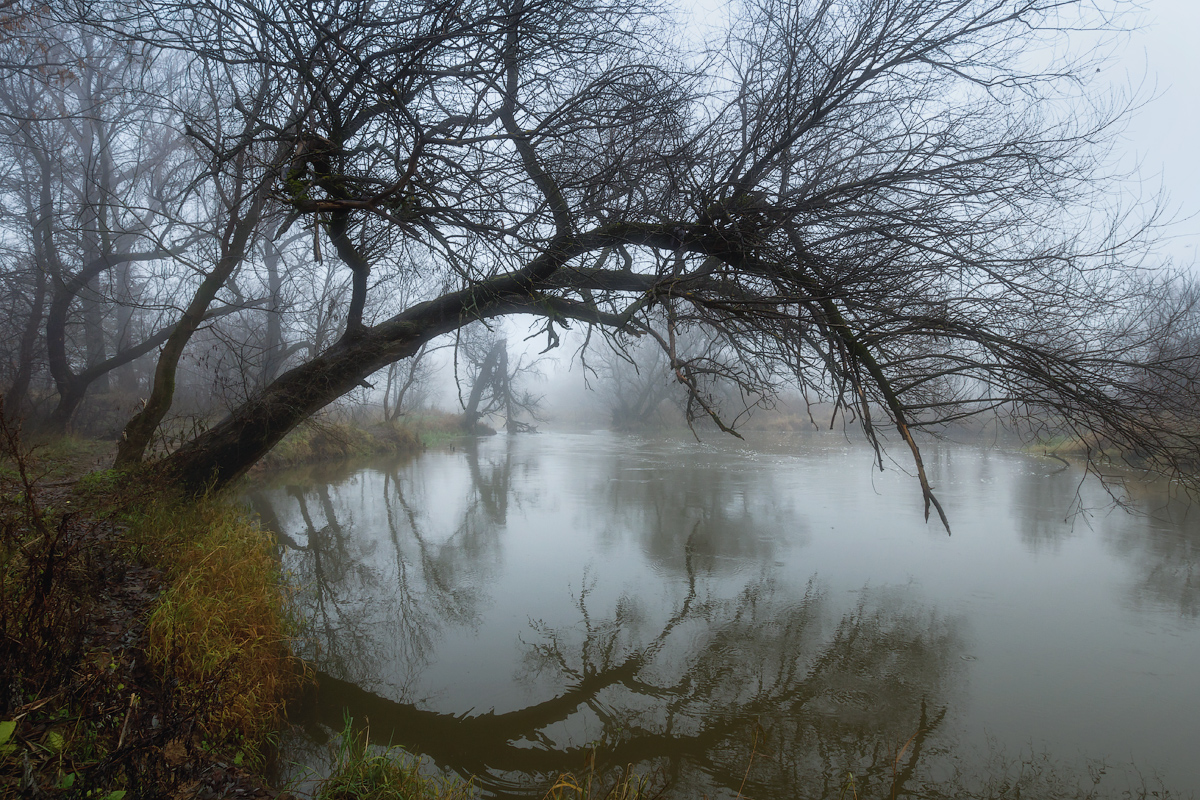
[678,0,1200,268]
[1115,0,1199,267]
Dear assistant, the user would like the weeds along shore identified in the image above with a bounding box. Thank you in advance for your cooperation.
[0,415,646,800]
[248,413,469,473]
[0,413,480,799]
[0,430,303,796]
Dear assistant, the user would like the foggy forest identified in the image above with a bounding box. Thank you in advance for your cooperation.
[3,0,1200,797]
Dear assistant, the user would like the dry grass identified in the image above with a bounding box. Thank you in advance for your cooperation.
[404,413,470,447]
[259,419,424,470]
[131,496,305,758]
[0,412,300,795]
[541,767,663,800]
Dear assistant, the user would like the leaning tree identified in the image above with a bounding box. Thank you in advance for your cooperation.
[70,0,1200,525]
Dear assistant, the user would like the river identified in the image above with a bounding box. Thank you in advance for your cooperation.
[247,430,1200,798]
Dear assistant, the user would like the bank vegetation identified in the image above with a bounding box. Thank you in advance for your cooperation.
[0,418,301,797]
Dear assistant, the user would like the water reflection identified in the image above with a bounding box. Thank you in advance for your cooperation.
[249,433,1200,798]
[596,443,792,573]
[248,458,493,692]
[1102,485,1200,619]
[514,580,961,800]
[292,579,963,799]
[1009,457,1084,554]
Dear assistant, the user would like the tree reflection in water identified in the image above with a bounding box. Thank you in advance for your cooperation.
[514,572,962,800]
[253,451,969,799]
[1102,482,1200,619]
[249,439,1194,799]
[290,581,964,800]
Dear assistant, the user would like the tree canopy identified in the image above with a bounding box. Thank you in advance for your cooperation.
[3,0,1197,523]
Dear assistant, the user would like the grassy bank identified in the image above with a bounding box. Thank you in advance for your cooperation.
[0,427,302,798]
[256,414,468,472]
[0,406,485,797]
[0,423,632,799]
[0,414,492,799]
[132,494,303,758]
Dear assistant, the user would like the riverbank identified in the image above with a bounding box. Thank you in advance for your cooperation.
[0,435,597,800]
[0,424,303,797]
[6,424,1195,799]
[0,411,491,799]
[255,414,468,472]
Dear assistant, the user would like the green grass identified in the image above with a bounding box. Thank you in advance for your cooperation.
[130,495,306,760]
[541,766,663,800]
[315,718,475,800]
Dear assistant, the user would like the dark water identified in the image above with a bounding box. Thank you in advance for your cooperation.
[247,431,1200,798]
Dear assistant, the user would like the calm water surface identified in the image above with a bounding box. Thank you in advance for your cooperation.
[247,431,1200,798]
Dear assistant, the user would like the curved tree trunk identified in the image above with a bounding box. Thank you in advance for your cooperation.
[156,228,678,493]
[159,279,549,493]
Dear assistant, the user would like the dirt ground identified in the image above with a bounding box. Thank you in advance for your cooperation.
[1,442,294,799]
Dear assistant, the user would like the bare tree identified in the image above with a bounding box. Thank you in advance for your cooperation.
[113,58,288,467]
[457,327,541,434]
[382,343,433,422]
[63,0,1200,525]
[0,16,205,434]
[589,327,737,431]
[591,335,678,429]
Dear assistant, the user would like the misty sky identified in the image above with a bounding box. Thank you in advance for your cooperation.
[680,0,1200,269]
[1115,0,1199,267]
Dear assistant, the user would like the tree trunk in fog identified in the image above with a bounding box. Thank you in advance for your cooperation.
[463,339,505,434]
[112,258,141,396]
[40,249,175,434]
[43,264,101,434]
[45,314,175,434]
[114,218,260,467]
[500,346,519,434]
[260,235,289,386]
[382,345,427,422]
[81,284,110,394]
[76,85,116,396]
[3,267,48,419]
[162,318,439,492]
[114,130,274,467]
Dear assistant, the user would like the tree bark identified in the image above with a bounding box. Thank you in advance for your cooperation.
[159,260,602,493]
[163,314,441,492]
